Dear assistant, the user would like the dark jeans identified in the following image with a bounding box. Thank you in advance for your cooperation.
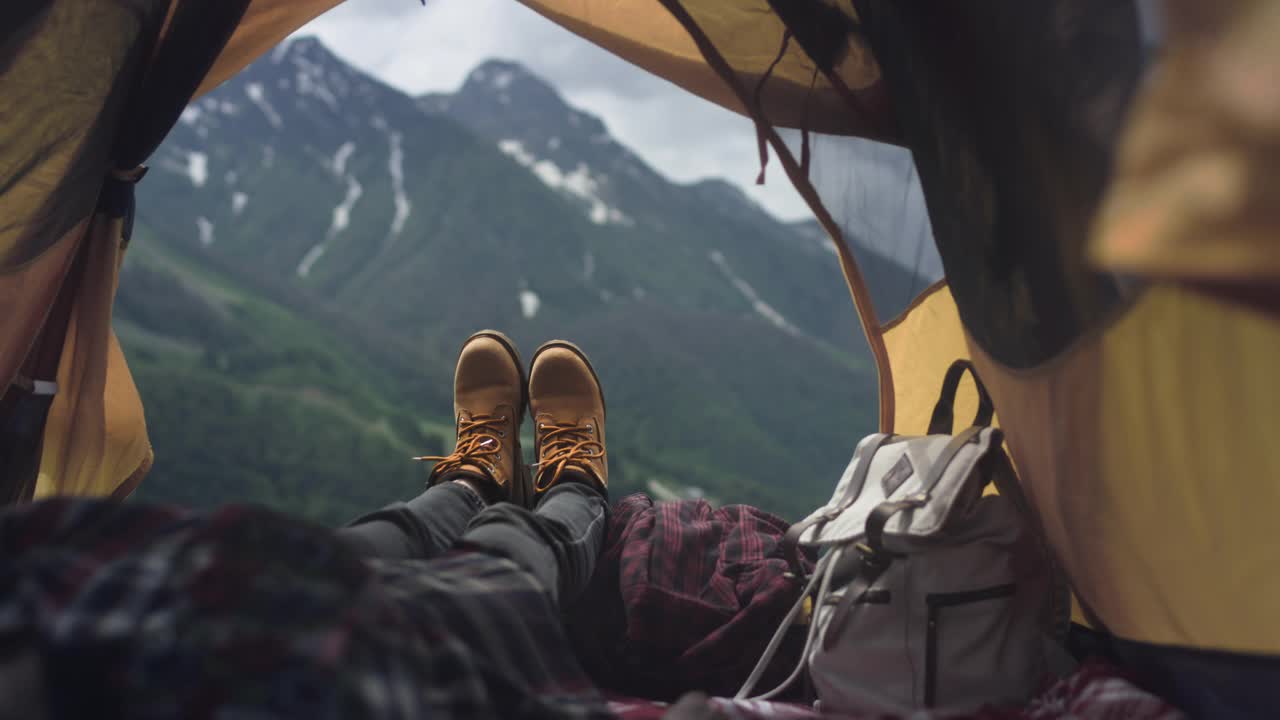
[336,482,608,605]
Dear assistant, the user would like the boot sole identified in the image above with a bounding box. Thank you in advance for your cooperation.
[529,339,606,420]
[461,329,531,506]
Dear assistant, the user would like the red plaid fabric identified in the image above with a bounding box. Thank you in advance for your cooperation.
[566,494,815,700]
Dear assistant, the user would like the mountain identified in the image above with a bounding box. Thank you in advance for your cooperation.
[786,217,940,322]
[417,58,879,348]
[121,37,895,520]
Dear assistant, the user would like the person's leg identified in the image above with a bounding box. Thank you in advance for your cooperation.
[338,331,531,560]
[336,478,487,559]
[461,339,612,605]
[460,481,608,604]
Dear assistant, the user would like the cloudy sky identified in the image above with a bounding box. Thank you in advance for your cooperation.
[301,0,811,220]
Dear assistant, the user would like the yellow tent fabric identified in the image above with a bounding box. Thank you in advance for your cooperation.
[970,283,1280,653]
[518,0,894,139]
[1023,0,1280,650]
[35,214,152,500]
[3,0,345,500]
[0,228,80,408]
[880,281,983,436]
[0,0,169,500]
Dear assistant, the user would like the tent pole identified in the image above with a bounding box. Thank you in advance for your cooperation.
[657,0,896,432]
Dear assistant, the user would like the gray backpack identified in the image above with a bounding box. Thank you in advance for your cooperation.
[738,360,1067,715]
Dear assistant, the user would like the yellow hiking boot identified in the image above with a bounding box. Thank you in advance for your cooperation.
[416,330,530,506]
[528,340,608,498]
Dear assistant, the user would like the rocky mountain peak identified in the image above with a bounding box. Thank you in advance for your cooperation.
[433,59,608,144]
[458,60,551,101]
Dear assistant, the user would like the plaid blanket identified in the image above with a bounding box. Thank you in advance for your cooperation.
[0,496,1184,719]
[566,494,815,700]
[0,498,609,719]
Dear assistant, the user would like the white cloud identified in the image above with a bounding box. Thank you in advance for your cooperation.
[300,0,810,220]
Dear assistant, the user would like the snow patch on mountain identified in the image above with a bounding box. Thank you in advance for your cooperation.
[333,141,356,176]
[364,117,413,244]
[519,289,541,319]
[589,203,629,226]
[491,69,515,90]
[497,139,631,227]
[497,139,534,165]
[179,98,235,135]
[297,174,363,278]
[332,175,363,235]
[708,250,803,338]
[296,245,326,279]
[156,148,207,186]
[186,151,209,188]
[196,216,215,246]
[245,82,283,129]
[386,131,410,238]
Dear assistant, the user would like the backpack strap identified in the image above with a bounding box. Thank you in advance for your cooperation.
[927,359,995,435]
[783,433,892,573]
[865,426,984,551]
[818,543,894,651]
[735,549,837,701]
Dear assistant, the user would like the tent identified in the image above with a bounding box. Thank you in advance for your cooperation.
[1,0,1276,713]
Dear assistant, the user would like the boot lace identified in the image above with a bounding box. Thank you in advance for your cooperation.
[534,421,604,491]
[415,414,506,481]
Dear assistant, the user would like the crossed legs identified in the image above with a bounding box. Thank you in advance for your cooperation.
[337,482,607,604]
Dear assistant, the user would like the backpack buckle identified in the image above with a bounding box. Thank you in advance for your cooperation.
[855,542,891,572]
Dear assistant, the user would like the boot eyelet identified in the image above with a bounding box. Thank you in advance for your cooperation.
[586,425,594,434]
[498,430,506,438]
